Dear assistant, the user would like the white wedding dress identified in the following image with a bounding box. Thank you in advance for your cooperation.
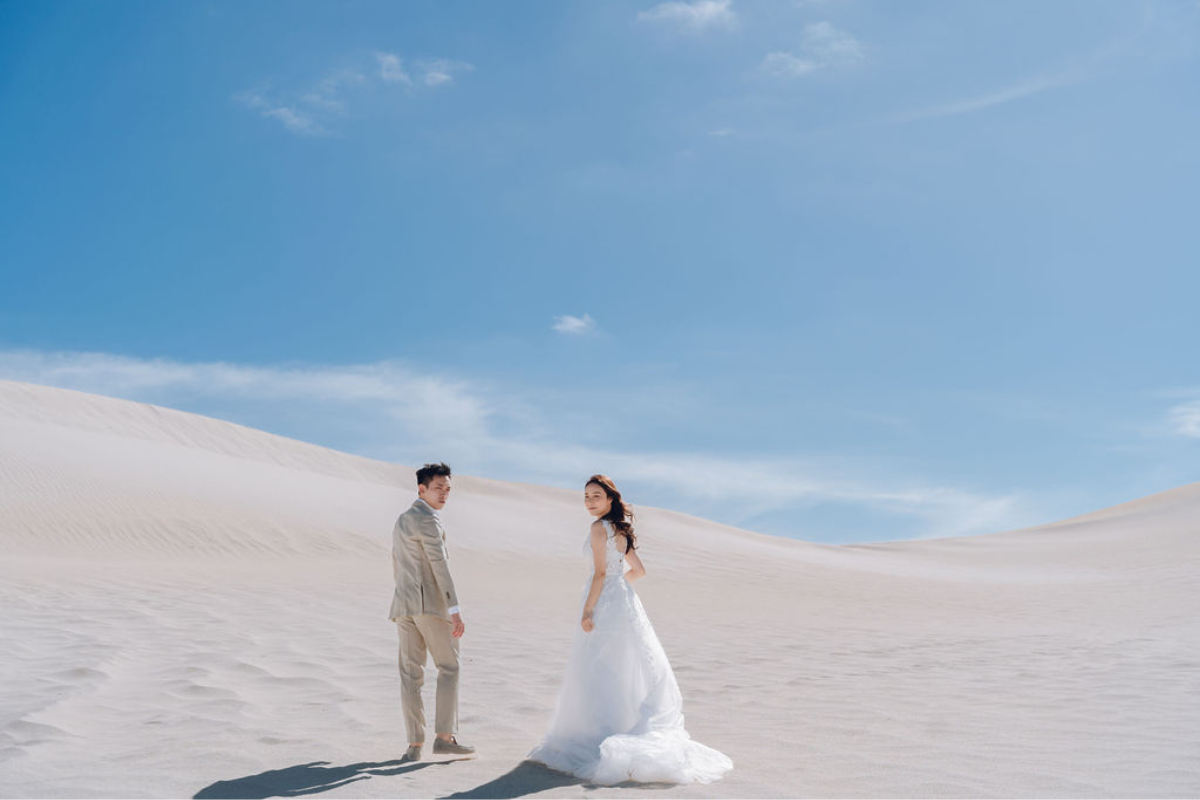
[528,520,733,785]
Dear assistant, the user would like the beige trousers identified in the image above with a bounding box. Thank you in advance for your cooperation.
[396,614,459,743]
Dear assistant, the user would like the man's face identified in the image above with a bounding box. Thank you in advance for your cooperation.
[419,476,452,510]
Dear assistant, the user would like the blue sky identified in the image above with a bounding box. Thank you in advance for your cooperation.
[2,0,1197,543]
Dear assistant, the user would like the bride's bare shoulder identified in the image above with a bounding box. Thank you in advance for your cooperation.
[588,520,608,557]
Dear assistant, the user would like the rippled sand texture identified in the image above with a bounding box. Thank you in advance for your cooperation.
[1,380,1197,798]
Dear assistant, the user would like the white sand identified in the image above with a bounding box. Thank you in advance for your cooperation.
[1,379,1197,798]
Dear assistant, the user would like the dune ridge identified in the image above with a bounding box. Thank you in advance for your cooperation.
[1,380,1197,798]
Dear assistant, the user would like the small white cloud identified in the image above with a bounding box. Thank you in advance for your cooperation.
[637,0,737,32]
[300,91,343,112]
[235,51,471,136]
[1168,399,1200,438]
[708,127,737,137]
[552,314,597,335]
[233,90,325,135]
[418,59,474,87]
[301,68,366,112]
[803,20,863,63]
[762,51,819,78]
[763,21,863,79]
[376,52,411,85]
[266,106,319,134]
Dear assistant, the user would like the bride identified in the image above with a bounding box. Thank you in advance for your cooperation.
[528,475,733,785]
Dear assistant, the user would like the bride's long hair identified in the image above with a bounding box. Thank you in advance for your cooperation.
[586,474,636,551]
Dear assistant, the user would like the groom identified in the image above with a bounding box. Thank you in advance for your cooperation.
[389,462,474,761]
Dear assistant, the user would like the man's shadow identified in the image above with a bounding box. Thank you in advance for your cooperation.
[441,760,585,799]
[194,757,468,799]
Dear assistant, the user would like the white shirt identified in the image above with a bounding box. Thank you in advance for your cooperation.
[415,497,460,616]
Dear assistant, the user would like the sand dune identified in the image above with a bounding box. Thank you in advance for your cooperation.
[1,380,1197,798]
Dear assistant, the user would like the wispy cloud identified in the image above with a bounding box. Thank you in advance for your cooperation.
[637,0,737,32]
[418,58,474,87]
[236,51,473,136]
[233,90,326,136]
[552,314,597,335]
[303,68,367,112]
[375,53,474,88]
[0,349,494,451]
[762,21,863,78]
[1168,399,1200,438]
[0,347,1034,542]
[762,51,819,78]
[894,67,1082,123]
[893,17,1150,124]
[375,52,411,85]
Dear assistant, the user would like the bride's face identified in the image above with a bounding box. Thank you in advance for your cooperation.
[584,484,612,518]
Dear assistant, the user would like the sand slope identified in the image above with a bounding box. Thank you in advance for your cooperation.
[1,380,1197,798]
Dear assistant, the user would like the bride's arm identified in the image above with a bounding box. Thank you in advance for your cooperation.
[623,546,646,582]
[581,521,608,632]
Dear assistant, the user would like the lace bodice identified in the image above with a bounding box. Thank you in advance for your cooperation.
[584,520,630,577]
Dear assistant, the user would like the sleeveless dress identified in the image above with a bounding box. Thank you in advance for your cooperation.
[527,520,733,785]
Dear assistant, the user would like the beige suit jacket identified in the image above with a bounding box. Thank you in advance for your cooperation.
[389,499,460,621]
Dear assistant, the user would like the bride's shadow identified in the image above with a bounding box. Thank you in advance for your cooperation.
[442,761,583,799]
[194,757,469,798]
[442,760,674,799]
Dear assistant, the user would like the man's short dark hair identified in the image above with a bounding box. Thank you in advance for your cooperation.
[416,462,452,487]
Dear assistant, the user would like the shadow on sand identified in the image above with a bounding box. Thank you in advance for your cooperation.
[441,760,585,799]
[441,760,674,799]
[195,757,469,798]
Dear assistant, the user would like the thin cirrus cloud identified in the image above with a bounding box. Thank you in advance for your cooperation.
[233,90,325,136]
[637,0,738,32]
[236,51,473,135]
[552,314,597,335]
[893,67,1083,123]
[892,22,1148,123]
[762,21,864,78]
[235,69,368,135]
[418,59,475,87]
[1168,399,1200,438]
[376,53,475,87]
[0,347,1034,542]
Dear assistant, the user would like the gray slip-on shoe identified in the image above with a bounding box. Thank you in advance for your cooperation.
[400,744,422,762]
[432,737,476,755]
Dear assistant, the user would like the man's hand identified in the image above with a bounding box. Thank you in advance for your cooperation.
[451,612,465,638]
[581,613,594,633]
